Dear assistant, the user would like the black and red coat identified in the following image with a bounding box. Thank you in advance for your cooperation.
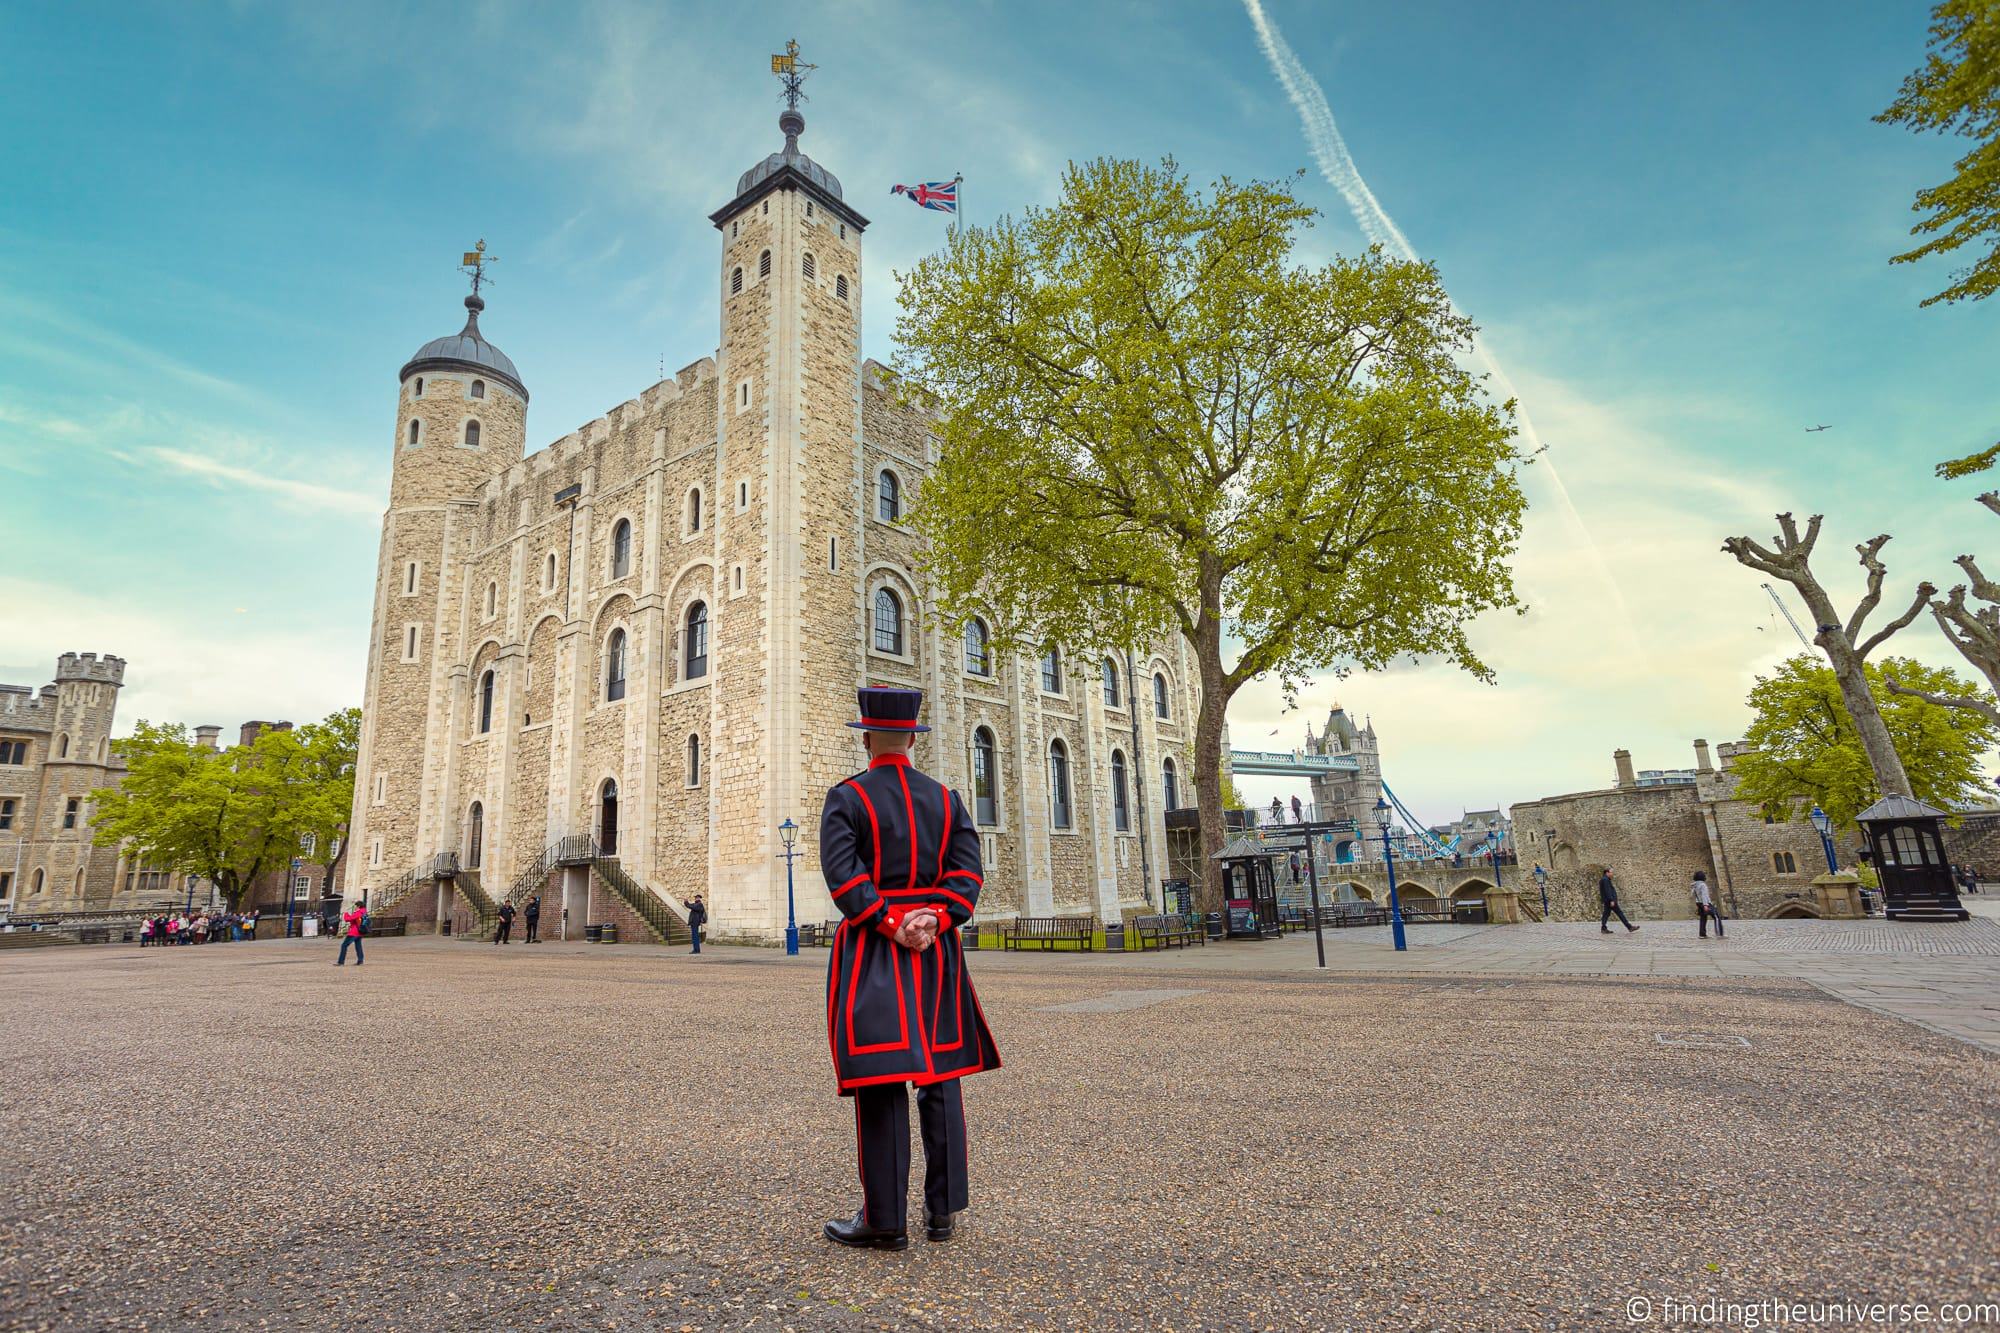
[820,752,1000,1095]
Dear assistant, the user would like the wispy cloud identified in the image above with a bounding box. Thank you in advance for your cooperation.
[147,447,379,518]
[1241,0,1639,653]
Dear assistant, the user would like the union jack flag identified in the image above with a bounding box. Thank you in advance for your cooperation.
[891,178,959,213]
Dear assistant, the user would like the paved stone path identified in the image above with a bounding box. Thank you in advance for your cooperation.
[1,933,1995,1330]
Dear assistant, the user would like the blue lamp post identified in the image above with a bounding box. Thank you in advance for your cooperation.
[1375,796,1408,952]
[1808,805,1837,874]
[779,817,801,956]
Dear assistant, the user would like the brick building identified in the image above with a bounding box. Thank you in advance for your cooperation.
[346,96,1198,942]
[1511,739,1834,920]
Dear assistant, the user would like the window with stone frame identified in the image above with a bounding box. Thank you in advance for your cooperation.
[1049,739,1073,830]
[731,267,743,294]
[1153,671,1170,719]
[836,274,849,301]
[466,802,483,868]
[971,727,998,826]
[1102,657,1121,707]
[1040,647,1062,694]
[876,469,901,523]
[1112,750,1130,831]
[1162,756,1180,811]
[605,628,628,702]
[0,740,24,764]
[406,419,420,448]
[611,518,633,580]
[759,249,771,278]
[463,419,480,448]
[684,602,709,680]
[873,587,904,656]
[0,797,15,829]
[686,486,704,536]
[478,669,495,734]
[1772,851,1797,875]
[687,733,703,787]
[803,252,816,281]
[62,797,79,830]
[470,379,486,399]
[964,618,991,676]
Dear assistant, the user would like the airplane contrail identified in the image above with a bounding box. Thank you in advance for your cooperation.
[1241,0,1640,650]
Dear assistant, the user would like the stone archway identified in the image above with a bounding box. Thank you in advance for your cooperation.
[1767,900,1822,919]
[599,779,620,857]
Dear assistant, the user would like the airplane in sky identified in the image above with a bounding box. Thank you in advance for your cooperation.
[1805,424,1831,433]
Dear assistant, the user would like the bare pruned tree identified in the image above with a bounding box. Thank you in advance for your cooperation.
[1723,513,1935,798]
[1886,492,2000,727]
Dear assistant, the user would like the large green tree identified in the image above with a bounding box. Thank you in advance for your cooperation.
[1730,653,1997,829]
[892,159,1526,912]
[294,707,360,898]
[90,712,353,911]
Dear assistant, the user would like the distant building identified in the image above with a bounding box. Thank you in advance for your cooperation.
[1511,739,1832,920]
[1427,808,1513,859]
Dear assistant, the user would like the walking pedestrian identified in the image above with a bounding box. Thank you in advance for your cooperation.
[335,900,367,966]
[1290,794,1304,824]
[1691,871,1724,939]
[494,901,515,945]
[1598,869,1638,934]
[523,895,541,943]
[821,685,998,1251]
[684,893,707,954]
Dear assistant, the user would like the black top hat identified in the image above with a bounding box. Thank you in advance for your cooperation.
[848,685,930,733]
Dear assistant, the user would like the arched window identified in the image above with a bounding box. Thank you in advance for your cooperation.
[1162,756,1179,811]
[1040,648,1062,694]
[971,727,998,826]
[803,252,816,281]
[1112,750,1130,831]
[406,419,420,448]
[57,733,69,759]
[876,469,901,523]
[466,802,483,868]
[687,733,702,787]
[964,618,991,676]
[758,249,771,278]
[604,628,627,702]
[684,601,709,679]
[835,274,849,301]
[1154,672,1170,720]
[731,266,743,294]
[485,582,497,619]
[31,868,44,895]
[599,779,619,856]
[1049,739,1072,830]
[413,377,424,397]
[406,561,418,594]
[1773,851,1797,874]
[687,487,703,535]
[470,379,486,399]
[478,669,494,734]
[464,419,480,448]
[545,552,558,589]
[873,587,904,655]
[611,518,632,579]
[1103,657,1121,707]
[74,867,86,895]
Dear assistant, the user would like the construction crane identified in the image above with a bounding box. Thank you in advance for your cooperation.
[1762,582,1813,647]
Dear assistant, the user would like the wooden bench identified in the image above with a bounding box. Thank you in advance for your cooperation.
[1129,914,1205,951]
[1001,915,1097,951]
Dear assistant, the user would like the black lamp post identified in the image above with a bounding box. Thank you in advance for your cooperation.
[778,817,801,956]
[1808,805,1837,874]
[1375,796,1408,952]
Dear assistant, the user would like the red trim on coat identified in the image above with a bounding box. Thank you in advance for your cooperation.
[937,789,953,886]
[845,779,883,893]
[867,752,913,767]
[851,898,885,928]
[833,873,869,898]
[896,765,918,891]
[930,885,976,915]
[838,1067,983,1093]
[942,868,983,887]
[846,929,912,1055]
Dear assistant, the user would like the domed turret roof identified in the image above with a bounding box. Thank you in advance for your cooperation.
[400,294,527,400]
[737,111,844,200]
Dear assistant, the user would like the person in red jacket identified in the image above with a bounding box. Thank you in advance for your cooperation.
[335,900,367,966]
[820,686,999,1252]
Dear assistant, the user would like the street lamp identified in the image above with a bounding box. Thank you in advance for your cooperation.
[1808,805,1837,874]
[778,817,801,956]
[1374,796,1408,952]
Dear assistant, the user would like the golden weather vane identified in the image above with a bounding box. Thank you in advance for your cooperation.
[770,38,816,112]
[459,238,497,297]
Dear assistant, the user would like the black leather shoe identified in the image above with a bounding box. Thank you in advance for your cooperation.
[925,1211,955,1242]
[824,1211,908,1251]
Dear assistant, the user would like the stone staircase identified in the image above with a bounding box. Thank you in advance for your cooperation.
[498,836,690,946]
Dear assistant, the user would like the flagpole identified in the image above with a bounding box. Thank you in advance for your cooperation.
[952,172,964,241]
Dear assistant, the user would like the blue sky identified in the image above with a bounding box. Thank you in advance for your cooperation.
[2,1,1994,824]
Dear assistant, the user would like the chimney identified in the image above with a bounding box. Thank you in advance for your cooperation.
[194,725,221,750]
[1614,748,1638,791]
[1693,738,1713,773]
[238,720,293,747]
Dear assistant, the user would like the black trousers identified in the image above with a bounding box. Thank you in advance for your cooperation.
[1600,900,1634,930]
[494,920,512,944]
[852,1079,969,1233]
[524,917,539,943]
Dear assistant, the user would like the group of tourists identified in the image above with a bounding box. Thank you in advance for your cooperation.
[138,910,259,945]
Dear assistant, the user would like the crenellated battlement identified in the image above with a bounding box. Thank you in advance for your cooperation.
[0,683,60,729]
[55,652,127,686]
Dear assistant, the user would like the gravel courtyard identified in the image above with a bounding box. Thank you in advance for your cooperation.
[2,936,1995,1331]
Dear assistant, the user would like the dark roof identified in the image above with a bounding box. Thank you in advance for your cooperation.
[399,295,527,400]
[709,110,869,233]
[1856,793,1951,823]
